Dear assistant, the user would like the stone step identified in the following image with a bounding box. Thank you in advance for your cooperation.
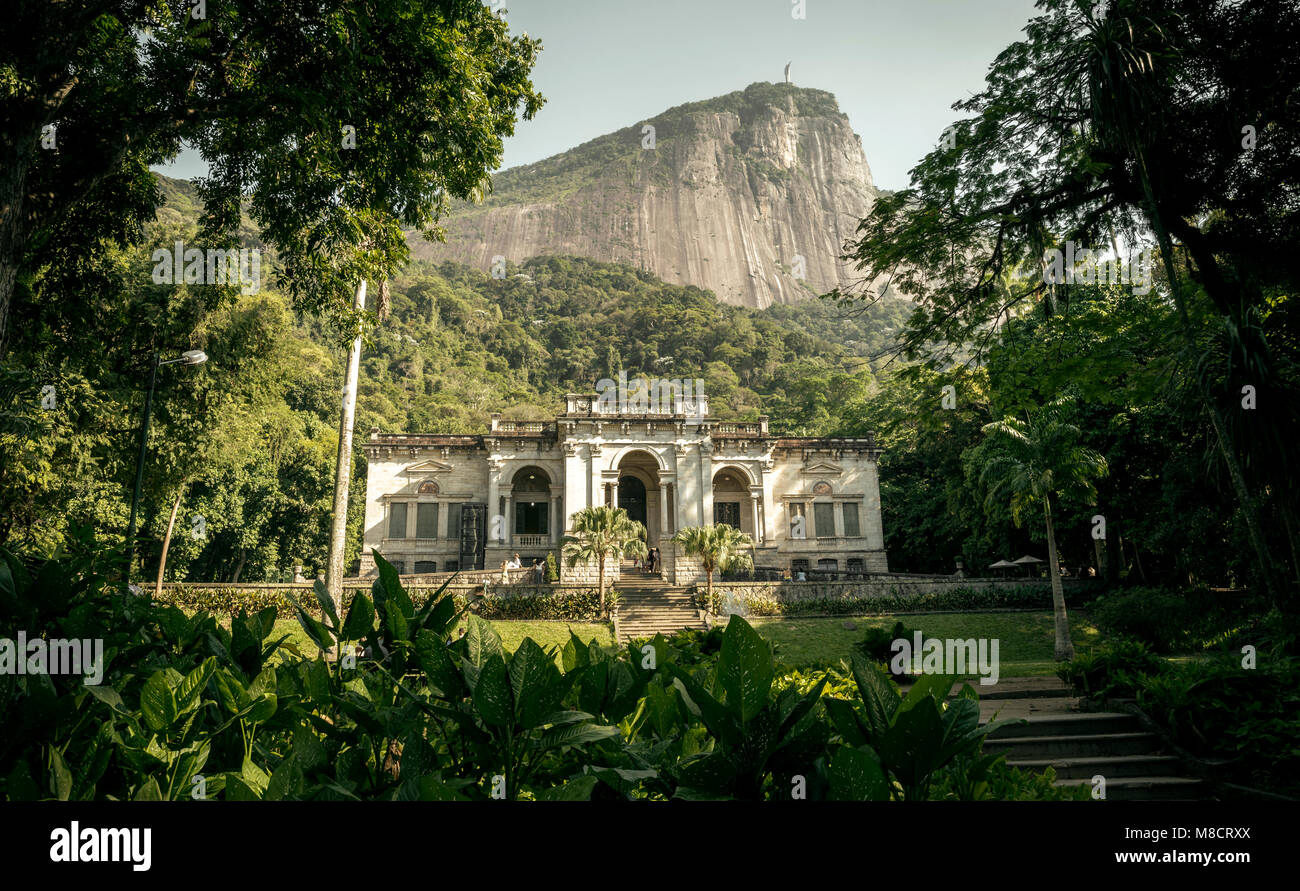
[1054,776,1208,801]
[984,732,1162,759]
[1006,754,1185,780]
[986,713,1140,739]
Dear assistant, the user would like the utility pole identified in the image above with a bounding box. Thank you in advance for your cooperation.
[326,280,366,617]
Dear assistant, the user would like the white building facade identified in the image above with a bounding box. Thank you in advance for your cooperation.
[359,394,888,584]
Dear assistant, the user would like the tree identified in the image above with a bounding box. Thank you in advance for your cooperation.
[978,397,1108,661]
[672,524,754,610]
[834,0,1298,604]
[561,506,646,614]
[1,0,544,354]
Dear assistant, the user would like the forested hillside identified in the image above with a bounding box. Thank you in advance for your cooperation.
[0,175,909,584]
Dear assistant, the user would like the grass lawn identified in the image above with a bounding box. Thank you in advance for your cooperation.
[270,617,613,663]
[748,611,1103,678]
[265,611,1095,677]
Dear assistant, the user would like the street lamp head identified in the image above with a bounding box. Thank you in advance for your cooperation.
[181,349,208,366]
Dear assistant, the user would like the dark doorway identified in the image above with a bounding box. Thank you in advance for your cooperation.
[714,501,741,529]
[459,503,487,570]
[618,475,647,527]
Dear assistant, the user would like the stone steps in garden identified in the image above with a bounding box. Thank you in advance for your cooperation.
[982,707,1210,800]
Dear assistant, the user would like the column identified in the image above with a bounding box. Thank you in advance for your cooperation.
[486,462,501,543]
[562,444,585,533]
[749,487,763,543]
[698,444,713,528]
[501,485,513,546]
[588,445,602,513]
[550,488,562,546]
[658,480,669,542]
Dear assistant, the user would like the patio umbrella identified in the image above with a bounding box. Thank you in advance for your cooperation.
[1012,554,1044,577]
[988,559,1017,577]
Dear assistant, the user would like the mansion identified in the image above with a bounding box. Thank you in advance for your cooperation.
[359,393,888,584]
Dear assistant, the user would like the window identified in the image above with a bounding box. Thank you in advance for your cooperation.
[814,502,836,538]
[414,560,437,574]
[817,558,838,577]
[789,503,807,539]
[391,560,407,575]
[847,558,864,574]
[791,559,809,577]
[389,502,408,539]
[842,502,860,538]
[714,501,740,529]
[416,503,439,539]
[448,503,463,540]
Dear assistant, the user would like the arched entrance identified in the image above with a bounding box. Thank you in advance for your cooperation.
[613,451,661,544]
[618,475,647,527]
[509,466,554,549]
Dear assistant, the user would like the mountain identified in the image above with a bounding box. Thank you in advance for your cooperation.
[410,82,880,309]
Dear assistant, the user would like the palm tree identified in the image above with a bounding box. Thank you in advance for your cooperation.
[560,506,647,614]
[979,397,1107,661]
[673,524,754,611]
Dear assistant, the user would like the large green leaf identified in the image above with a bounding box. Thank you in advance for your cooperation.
[900,672,957,714]
[509,638,563,729]
[877,697,945,793]
[668,668,739,747]
[176,658,216,714]
[471,653,513,727]
[341,591,375,641]
[850,653,900,739]
[823,697,869,747]
[718,616,773,724]
[313,579,340,631]
[464,614,503,669]
[538,723,620,750]
[140,670,177,732]
[829,746,890,801]
[537,775,600,801]
[415,629,465,700]
[372,550,415,621]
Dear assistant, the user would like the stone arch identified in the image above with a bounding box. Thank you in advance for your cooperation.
[606,445,667,474]
[711,462,758,488]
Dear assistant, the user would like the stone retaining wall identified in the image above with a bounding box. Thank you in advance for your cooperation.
[696,575,1097,615]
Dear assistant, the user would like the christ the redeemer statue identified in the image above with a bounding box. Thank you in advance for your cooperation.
[784,62,792,84]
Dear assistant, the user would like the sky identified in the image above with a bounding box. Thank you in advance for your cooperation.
[156,0,1042,192]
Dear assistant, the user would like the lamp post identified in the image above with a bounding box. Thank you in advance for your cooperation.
[126,349,207,574]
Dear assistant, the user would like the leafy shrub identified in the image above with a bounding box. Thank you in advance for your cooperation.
[1136,654,1300,796]
[855,620,919,662]
[1056,639,1167,699]
[1091,587,1197,653]
[931,758,1091,801]
[699,585,1061,617]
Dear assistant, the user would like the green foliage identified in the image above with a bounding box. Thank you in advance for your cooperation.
[1055,640,1167,700]
[854,620,922,675]
[822,654,1022,800]
[1091,588,1198,654]
[2,536,1101,802]
[700,584,1062,617]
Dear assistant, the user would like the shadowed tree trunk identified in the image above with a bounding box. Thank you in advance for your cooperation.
[154,484,187,598]
[1043,495,1074,662]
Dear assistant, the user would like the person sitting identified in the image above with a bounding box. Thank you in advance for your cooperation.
[507,553,522,570]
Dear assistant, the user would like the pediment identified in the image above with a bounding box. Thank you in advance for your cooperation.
[403,459,454,475]
[801,460,842,476]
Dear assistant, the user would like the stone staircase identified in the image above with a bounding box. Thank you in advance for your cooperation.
[975,680,1209,800]
[614,567,706,643]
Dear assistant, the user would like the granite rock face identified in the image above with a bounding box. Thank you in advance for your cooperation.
[410,83,879,309]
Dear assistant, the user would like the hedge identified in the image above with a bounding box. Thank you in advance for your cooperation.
[696,584,1065,617]
[156,583,606,622]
